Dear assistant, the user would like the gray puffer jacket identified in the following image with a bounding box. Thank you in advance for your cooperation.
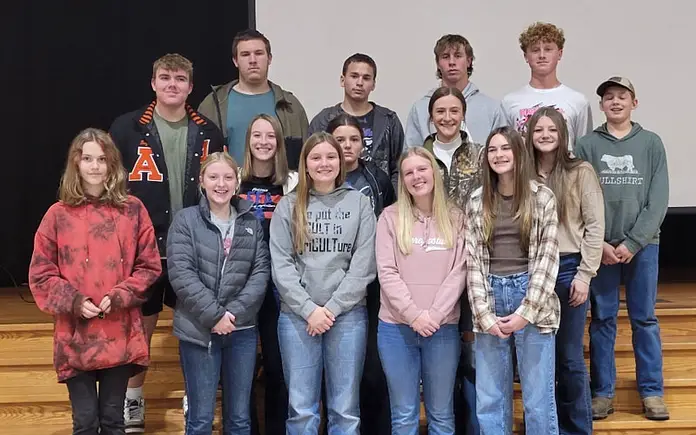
[167,196,270,348]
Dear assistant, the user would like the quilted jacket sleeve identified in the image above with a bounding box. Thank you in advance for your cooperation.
[225,219,270,324]
[167,210,226,329]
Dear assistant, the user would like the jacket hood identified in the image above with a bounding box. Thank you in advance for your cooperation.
[423,81,480,100]
[594,122,644,142]
[309,183,353,197]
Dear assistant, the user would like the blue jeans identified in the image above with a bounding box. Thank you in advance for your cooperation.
[179,328,258,435]
[278,306,367,435]
[555,254,592,435]
[378,321,460,435]
[589,243,664,398]
[475,272,558,435]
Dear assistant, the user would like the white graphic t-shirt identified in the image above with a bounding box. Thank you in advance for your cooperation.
[501,84,593,151]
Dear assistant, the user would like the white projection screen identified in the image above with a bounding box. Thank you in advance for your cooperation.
[256,0,696,208]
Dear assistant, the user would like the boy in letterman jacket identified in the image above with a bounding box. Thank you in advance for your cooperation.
[109,53,224,433]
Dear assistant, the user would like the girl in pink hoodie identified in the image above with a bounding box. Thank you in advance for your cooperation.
[376,146,466,434]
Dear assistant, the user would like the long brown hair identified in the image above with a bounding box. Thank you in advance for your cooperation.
[241,114,290,185]
[481,126,534,251]
[59,128,128,207]
[524,106,583,225]
[292,132,347,254]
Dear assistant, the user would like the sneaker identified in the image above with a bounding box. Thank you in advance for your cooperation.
[591,397,614,420]
[182,394,188,419]
[643,396,670,421]
[124,397,145,433]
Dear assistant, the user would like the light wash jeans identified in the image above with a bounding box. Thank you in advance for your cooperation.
[475,272,558,435]
[378,320,460,435]
[278,306,367,435]
[179,328,258,435]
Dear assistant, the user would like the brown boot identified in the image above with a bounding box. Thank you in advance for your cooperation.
[643,396,670,421]
[592,397,614,420]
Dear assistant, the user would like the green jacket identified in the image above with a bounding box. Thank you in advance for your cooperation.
[574,122,669,253]
[423,131,484,211]
[198,80,309,169]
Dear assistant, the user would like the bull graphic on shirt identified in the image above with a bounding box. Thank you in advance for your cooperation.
[600,154,639,174]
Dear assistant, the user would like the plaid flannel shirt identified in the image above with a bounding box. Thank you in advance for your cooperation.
[464,180,561,334]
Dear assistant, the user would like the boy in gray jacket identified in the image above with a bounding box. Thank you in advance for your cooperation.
[405,34,505,147]
[575,76,670,422]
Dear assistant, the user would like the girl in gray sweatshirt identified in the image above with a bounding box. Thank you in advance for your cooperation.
[269,132,376,435]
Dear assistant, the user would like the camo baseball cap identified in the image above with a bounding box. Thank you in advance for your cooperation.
[596,76,636,97]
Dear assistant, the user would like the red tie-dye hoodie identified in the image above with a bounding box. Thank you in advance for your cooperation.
[29,195,162,382]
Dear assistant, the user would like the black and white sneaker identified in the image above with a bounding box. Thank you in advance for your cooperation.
[124,397,145,433]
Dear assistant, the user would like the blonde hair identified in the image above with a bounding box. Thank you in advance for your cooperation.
[481,127,534,252]
[59,128,128,207]
[396,147,455,255]
[200,151,239,180]
[292,132,346,254]
[152,53,193,81]
[241,114,289,185]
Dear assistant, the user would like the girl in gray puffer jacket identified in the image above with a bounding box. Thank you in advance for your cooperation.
[167,152,270,435]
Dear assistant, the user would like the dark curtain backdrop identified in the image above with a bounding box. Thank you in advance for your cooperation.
[1,0,251,287]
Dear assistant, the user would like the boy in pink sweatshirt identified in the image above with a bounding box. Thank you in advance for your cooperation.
[376,146,466,434]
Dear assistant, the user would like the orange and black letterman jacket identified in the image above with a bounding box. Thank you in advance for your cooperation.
[109,101,225,256]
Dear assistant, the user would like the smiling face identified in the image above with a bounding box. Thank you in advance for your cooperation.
[306,141,341,187]
[431,94,464,141]
[151,68,192,108]
[600,86,637,124]
[531,115,560,154]
[401,154,435,199]
[249,118,277,163]
[487,133,515,176]
[200,161,238,208]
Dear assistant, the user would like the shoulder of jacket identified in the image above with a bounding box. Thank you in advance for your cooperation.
[111,106,147,130]
[372,103,397,117]
[270,81,301,103]
[174,206,200,226]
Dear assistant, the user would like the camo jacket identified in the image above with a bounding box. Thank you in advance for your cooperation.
[423,131,484,211]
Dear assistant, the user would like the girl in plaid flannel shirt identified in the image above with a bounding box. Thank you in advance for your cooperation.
[465,126,561,434]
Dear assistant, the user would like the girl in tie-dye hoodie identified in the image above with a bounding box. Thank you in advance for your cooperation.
[29,128,161,435]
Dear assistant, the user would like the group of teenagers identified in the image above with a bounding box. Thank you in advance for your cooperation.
[27,19,670,435]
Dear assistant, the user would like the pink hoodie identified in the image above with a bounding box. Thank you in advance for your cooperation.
[376,204,466,326]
